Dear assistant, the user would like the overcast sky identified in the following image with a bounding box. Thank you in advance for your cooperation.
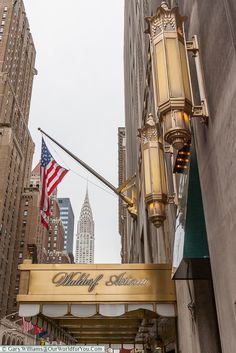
[23,0,125,263]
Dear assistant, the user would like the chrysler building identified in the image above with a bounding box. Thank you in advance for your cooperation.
[75,190,94,263]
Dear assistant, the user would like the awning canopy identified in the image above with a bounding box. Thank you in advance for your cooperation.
[17,263,176,344]
[172,142,210,279]
[19,303,176,318]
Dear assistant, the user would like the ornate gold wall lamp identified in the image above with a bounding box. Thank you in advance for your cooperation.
[139,114,168,228]
[145,1,208,151]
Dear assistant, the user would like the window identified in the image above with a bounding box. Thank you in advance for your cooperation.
[25,200,29,206]
[4,7,8,12]
[23,210,27,216]
[53,243,56,248]
[54,236,57,241]
[19,253,23,259]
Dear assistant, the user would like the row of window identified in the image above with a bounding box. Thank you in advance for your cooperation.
[48,243,57,248]
[46,256,62,261]
[0,7,7,40]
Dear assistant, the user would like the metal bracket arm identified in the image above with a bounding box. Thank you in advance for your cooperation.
[186,35,209,125]
[116,174,137,218]
[192,101,209,124]
[186,36,199,57]
[116,174,136,193]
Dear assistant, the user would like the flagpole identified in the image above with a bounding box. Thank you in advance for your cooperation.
[38,128,133,207]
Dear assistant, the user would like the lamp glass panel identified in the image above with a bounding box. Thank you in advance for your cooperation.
[163,111,172,131]
[159,144,168,194]
[149,146,161,194]
[165,37,183,97]
[179,41,192,102]
[155,41,168,104]
[143,147,151,194]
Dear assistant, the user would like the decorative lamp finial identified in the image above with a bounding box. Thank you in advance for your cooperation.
[145,113,156,127]
[160,1,169,10]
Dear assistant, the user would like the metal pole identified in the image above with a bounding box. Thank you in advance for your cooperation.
[38,128,133,207]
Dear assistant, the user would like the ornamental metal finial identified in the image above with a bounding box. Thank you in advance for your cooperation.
[145,113,156,127]
[160,1,169,10]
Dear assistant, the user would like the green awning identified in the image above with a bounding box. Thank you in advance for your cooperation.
[172,141,210,279]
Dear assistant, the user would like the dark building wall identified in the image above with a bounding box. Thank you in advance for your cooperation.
[58,198,74,255]
[175,0,236,351]
[8,185,48,314]
[0,0,36,318]
[47,197,65,253]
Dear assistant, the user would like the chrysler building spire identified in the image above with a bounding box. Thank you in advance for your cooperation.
[75,189,95,263]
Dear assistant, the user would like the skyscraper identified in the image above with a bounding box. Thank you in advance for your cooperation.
[0,0,36,317]
[75,190,94,264]
[58,198,74,256]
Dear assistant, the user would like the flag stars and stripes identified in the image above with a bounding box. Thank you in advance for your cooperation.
[40,138,68,229]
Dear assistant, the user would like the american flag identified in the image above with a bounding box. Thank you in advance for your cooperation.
[40,138,68,229]
[22,317,34,333]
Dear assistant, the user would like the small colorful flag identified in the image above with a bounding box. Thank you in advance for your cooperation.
[38,329,48,338]
[40,138,68,229]
[34,325,41,335]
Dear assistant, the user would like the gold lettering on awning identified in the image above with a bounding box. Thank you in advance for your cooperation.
[52,272,150,292]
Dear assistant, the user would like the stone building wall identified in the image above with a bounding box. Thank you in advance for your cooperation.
[0,0,36,318]
[123,0,236,351]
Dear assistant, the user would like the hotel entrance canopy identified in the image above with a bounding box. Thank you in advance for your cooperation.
[18,262,176,345]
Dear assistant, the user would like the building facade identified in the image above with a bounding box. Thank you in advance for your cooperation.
[0,0,36,318]
[8,161,73,313]
[46,195,64,253]
[58,198,74,256]
[123,0,236,352]
[46,250,71,264]
[75,190,94,264]
[118,127,129,263]
[0,318,36,345]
